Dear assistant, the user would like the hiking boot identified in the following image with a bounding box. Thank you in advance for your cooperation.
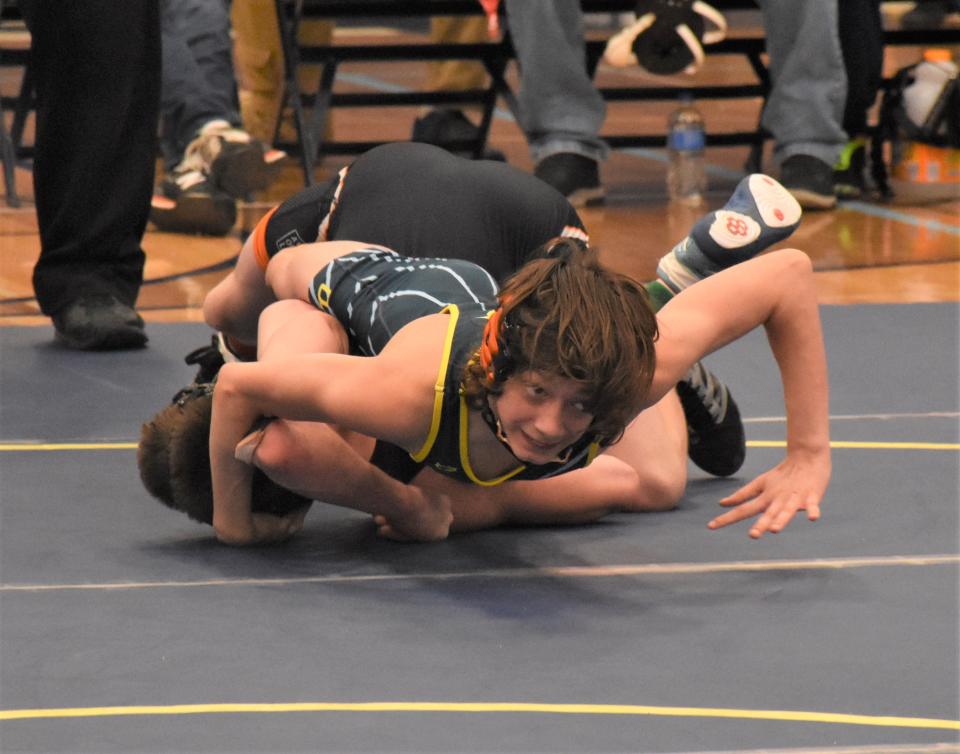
[780,154,837,210]
[657,173,802,293]
[411,109,506,162]
[675,361,746,477]
[52,294,148,351]
[534,153,605,207]
[150,167,237,236]
[184,119,286,198]
[833,139,867,199]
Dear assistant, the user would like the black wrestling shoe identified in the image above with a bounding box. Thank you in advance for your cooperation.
[675,361,746,477]
[411,109,506,162]
[52,294,148,351]
[534,153,605,207]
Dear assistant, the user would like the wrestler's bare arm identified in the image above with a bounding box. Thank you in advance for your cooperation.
[209,314,449,544]
[651,249,831,538]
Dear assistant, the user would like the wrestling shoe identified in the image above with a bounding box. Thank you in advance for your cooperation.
[675,361,745,477]
[657,173,802,293]
[185,119,287,198]
[150,167,237,236]
[534,153,605,207]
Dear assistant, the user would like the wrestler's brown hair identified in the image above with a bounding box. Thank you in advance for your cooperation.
[138,387,311,525]
[463,237,658,446]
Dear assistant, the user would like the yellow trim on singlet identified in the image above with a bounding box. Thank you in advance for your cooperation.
[457,395,528,486]
[410,304,460,463]
[585,441,602,466]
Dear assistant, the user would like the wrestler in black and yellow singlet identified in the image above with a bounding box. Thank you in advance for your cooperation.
[308,248,602,486]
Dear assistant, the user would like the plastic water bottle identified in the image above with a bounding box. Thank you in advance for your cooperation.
[666,94,707,206]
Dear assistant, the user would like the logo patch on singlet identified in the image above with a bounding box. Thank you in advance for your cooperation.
[276,229,305,251]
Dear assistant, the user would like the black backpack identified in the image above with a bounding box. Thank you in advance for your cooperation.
[871,59,960,198]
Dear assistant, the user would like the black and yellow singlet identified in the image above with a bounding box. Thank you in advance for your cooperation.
[410,304,603,486]
[306,248,602,486]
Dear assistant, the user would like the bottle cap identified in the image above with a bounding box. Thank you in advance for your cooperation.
[923,49,953,63]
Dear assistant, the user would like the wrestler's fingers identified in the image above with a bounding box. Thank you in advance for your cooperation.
[708,496,765,530]
[719,477,765,507]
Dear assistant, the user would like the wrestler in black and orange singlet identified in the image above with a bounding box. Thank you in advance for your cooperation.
[251,142,588,282]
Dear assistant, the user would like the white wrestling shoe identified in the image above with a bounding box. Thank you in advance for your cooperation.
[657,173,802,292]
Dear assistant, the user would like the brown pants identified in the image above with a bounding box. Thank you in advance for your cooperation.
[230,5,490,142]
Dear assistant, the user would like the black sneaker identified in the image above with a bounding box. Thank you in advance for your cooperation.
[150,167,237,236]
[411,109,506,162]
[779,154,837,210]
[52,294,148,350]
[675,362,746,477]
[833,139,867,199]
[534,153,605,207]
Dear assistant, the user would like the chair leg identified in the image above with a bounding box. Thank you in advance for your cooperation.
[0,110,20,207]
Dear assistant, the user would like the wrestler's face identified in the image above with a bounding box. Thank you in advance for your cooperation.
[490,370,594,464]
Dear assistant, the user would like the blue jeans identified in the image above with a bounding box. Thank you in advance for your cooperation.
[503,0,609,164]
[502,0,849,169]
[756,0,848,167]
[160,0,241,170]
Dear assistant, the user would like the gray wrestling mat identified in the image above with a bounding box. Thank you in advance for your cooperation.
[1,304,958,753]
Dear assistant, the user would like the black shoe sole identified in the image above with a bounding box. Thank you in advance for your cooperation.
[55,325,148,351]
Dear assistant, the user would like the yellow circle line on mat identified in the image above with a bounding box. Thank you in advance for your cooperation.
[1,440,957,452]
[0,701,957,729]
[0,442,137,451]
[750,440,959,451]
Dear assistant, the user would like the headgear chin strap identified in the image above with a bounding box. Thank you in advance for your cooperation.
[604,0,727,76]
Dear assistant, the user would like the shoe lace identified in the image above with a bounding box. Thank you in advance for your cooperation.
[682,362,728,424]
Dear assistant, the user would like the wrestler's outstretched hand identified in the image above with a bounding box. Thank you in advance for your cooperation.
[707,447,831,538]
[372,486,453,542]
